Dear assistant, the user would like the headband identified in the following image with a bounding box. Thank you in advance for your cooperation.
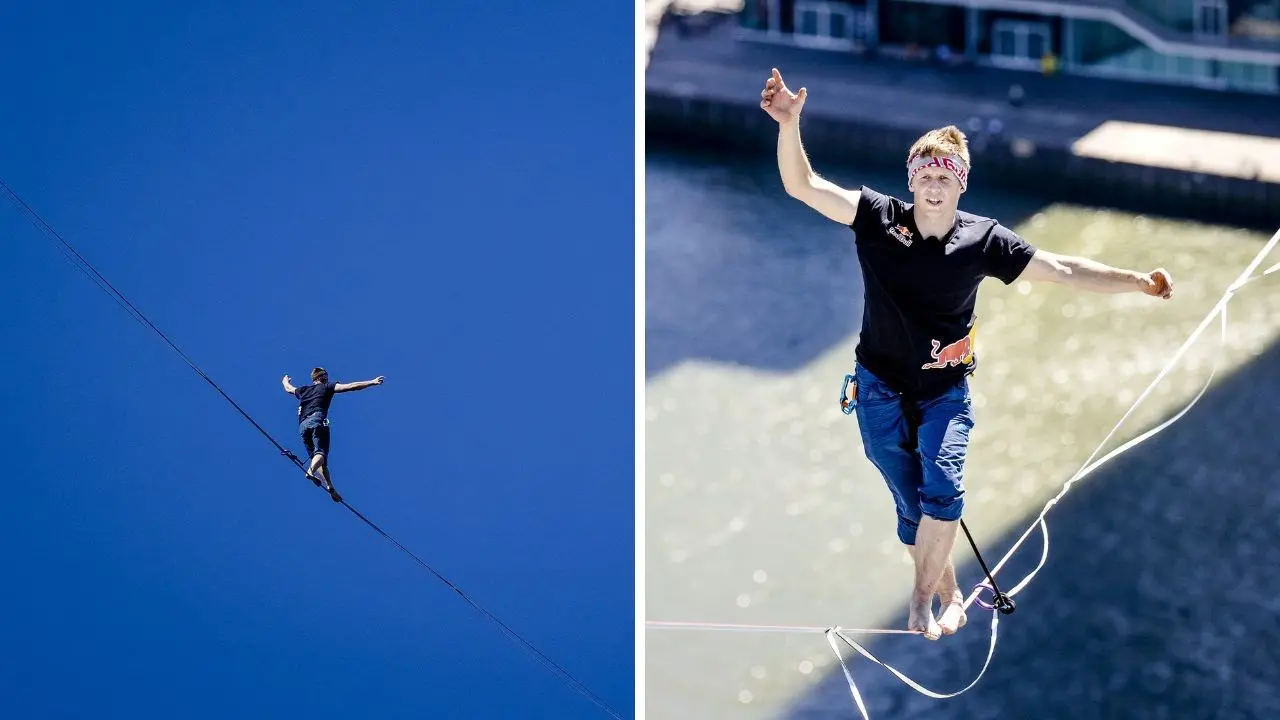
[907,153,969,191]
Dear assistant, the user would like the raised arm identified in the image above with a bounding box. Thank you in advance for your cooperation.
[282,375,297,394]
[777,120,861,225]
[334,376,386,393]
[761,68,860,226]
[1018,249,1173,298]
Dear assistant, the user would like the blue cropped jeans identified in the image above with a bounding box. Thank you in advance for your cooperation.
[852,364,975,545]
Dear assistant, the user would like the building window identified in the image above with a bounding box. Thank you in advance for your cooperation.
[830,9,849,39]
[793,1,868,49]
[799,6,820,35]
[1026,29,1046,60]
[989,19,1053,70]
[1220,60,1280,91]
[1194,0,1227,38]
[740,0,772,30]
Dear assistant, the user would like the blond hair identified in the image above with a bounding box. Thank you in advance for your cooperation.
[907,125,970,167]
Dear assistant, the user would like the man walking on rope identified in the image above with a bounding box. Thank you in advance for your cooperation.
[282,367,384,503]
[759,68,1173,640]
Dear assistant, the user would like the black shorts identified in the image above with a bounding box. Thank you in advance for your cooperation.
[299,412,330,459]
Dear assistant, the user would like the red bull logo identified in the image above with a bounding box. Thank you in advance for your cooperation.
[921,332,974,370]
[889,224,914,247]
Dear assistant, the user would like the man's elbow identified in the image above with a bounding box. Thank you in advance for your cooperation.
[1025,252,1072,284]
[783,181,820,210]
[1049,264,1075,284]
[780,171,811,197]
[1028,265,1073,286]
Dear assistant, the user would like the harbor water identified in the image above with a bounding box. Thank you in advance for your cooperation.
[645,145,1280,719]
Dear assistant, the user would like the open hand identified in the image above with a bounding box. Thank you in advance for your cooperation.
[1141,268,1173,299]
[760,67,807,124]
[283,374,292,383]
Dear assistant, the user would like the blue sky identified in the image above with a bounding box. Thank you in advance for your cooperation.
[0,3,633,718]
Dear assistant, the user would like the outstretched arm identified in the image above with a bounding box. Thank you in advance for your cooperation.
[335,376,385,393]
[1018,249,1173,298]
[282,375,297,394]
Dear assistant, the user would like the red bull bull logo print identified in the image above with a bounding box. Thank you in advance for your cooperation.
[921,327,976,370]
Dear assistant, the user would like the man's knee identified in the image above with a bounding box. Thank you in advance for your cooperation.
[920,444,966,522]
[315,428,331,455]
[917,414,970,524]
[897,514,920,545]
[921,491,964,523]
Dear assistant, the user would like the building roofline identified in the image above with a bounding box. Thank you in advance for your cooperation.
[919,0,1280,64]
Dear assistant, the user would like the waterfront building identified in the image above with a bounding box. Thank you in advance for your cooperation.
[736,0,1280,93]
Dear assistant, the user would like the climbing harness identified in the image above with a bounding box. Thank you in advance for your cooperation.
[2,179,624,720]
[651,226,1280,719]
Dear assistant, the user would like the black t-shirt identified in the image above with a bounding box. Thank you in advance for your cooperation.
[850,186,1037,399]
[294,381,337,422]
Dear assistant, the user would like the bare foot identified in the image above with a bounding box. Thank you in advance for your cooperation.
[937,591,967,636]
[908,595,941,640]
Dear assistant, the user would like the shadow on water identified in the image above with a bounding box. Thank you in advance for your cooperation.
[645,147,1045,379]
[780,338,1280,720]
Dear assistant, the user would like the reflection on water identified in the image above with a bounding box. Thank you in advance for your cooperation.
[645,148,1280,719]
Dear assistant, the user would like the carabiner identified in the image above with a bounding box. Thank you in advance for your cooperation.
[839,372,858,415]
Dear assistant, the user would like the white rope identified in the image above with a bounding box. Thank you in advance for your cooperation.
[826,609,1000,717]
[647,227,1280,719]
[825,294,1232,720]
[646,620,917,635]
